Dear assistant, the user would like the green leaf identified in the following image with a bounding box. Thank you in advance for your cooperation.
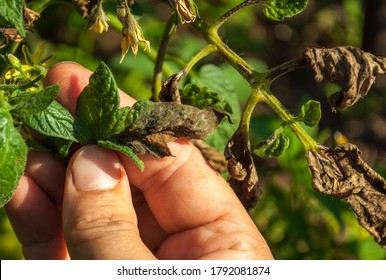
[22,100,76,141]
[0,108,27,207]
[0,0,26,37]
[296,100,321,127]
[254,126,290,158]
[74,62,130,144]
[262,0,308,21]
[9,85,59,117]
[181,84,233,114]
[98,140,144,171]
[191,64,241,152]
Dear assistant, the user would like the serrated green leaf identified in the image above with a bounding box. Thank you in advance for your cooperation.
[9,85,59,117]
[262,0,308,21]
[0,0,25,37]
[23,100,76,141]
[98,140,144,171]
[296,100,321,127]
[74,62,130,144]
[181,84,233,114]
[254,126,290,158]
[0,108,27,207]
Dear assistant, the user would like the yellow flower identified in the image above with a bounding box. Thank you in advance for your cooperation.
[87,1,109,34]
[117,1,150,62]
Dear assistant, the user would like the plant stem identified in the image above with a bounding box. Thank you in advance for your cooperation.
[192,17,318,152]
[212,0,262,32]
[152,15,178,101]
[266,57,309,83]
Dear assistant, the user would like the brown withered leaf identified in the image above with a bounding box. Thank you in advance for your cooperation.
[307,143,386,249]
[158,71,185,103]
[111,100,227,158]
[225,128,261,211]
[303,46,386,111]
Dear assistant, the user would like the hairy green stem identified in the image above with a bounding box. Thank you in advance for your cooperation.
[184,44,217,74]
[152,15,178,101]
[212,0,262,32]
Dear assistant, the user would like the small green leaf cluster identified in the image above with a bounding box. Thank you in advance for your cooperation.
[254,100,321,158]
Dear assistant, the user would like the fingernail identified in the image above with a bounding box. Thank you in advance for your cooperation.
[71,146,121,191]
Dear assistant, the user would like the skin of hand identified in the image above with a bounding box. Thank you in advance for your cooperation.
[5,62,273,260]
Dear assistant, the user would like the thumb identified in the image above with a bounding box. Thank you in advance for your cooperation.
[62,145,154,259]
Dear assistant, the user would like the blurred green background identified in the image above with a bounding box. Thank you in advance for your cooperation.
[1,0,386,259]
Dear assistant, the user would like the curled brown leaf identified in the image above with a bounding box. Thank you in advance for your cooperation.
[112,101,227,158]
[225,128,261,211]
[307,143,386,249]
[303,46,386,111]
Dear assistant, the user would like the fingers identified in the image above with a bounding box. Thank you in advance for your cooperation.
[5,175,68,259]
[62,145,155,259]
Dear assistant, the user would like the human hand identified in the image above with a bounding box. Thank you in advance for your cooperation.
[5,62,273,260]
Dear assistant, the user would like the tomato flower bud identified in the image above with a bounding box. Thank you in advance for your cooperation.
[87,0,109,34]
[169,0,198,24]
[117,0,150,62]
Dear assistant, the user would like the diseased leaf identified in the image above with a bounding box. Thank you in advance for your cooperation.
[254,126,290,158]
[98,140,144,171]
[303,46,386,111]
[74,62,130,144]
[306,143,386,249]
[9,85,59,117]
[0,0,26,37]
[225,128,261,211]
[296,100,321,127]
[159,71,184,103]
[0,108,27,207]
[262,0,308,21]
[23,100,76,141]
[111,100,227,158]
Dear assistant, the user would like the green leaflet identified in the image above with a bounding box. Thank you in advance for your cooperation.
[0,0,25,37]
[0,108,27,207]
[9,85,59,117]
[23,100,76,141]
[262,0,308,21]
[98,140,144,171]
[74,62,130,144]
[181,83,233,114]
[191,64,241,152]
[254,126,290,158]
[296,100,321,127]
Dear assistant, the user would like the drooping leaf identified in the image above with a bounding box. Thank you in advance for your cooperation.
[111,100,227,158]
[303,46,386,111]
[23,100,76,141]
[296,100,321,127]
[225,128,261,211]
[9,85,59,117]
[98,140,144,171]
[262,0,308,21]
[307,143,386,249]
[0,0,26,37]
[180,83,233,114]
[0,108,27,207]
[254,126,290,158]
[73,62,131,144]
[159,71,184,103]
